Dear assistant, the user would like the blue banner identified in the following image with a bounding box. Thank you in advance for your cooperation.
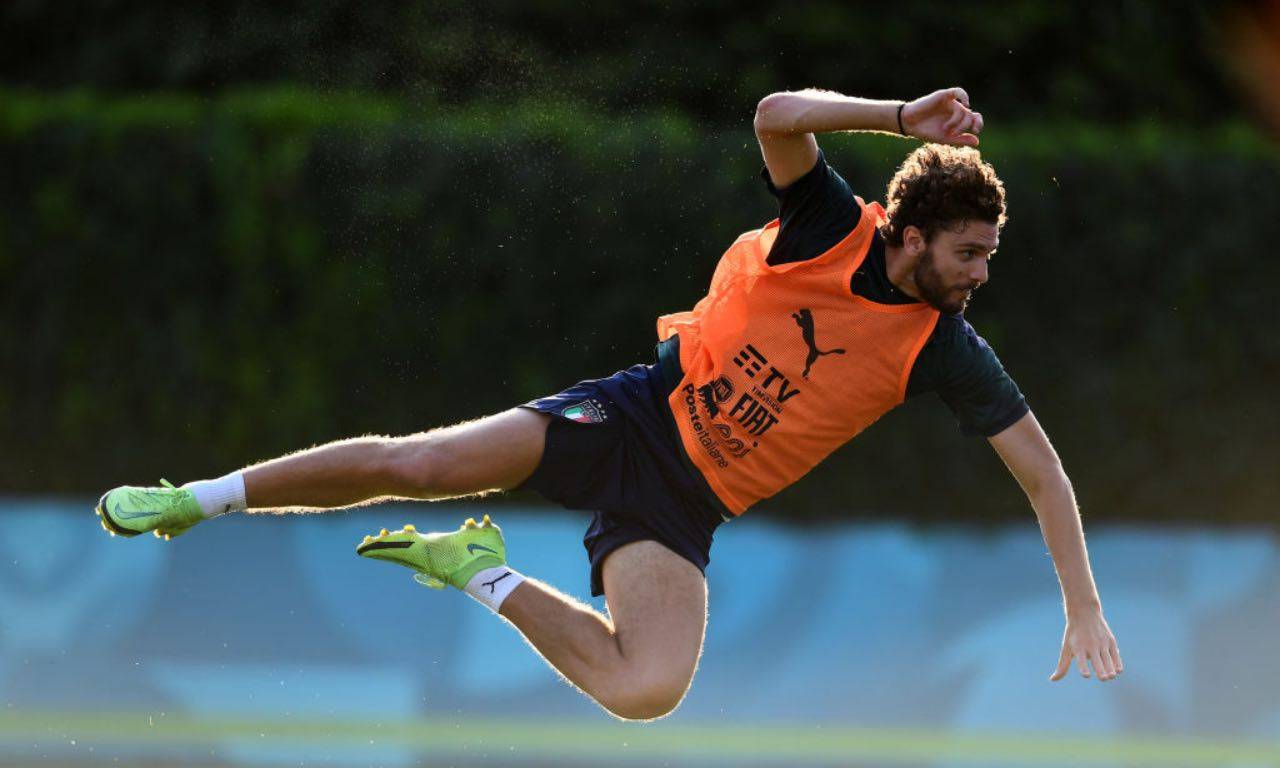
[3,501,1278,766]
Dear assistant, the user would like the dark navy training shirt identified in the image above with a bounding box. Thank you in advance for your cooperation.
[762,151,1028,437]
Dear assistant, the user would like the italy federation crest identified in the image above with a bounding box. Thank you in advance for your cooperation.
[561,398,607,424]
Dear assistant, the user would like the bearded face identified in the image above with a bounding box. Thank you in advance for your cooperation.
[909,220,998,315]
[913,244,979,314]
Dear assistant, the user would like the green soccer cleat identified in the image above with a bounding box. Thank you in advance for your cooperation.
[95,479,205,540]
[356,515,506,590]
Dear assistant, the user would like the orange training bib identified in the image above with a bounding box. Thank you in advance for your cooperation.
[656,199,940,515]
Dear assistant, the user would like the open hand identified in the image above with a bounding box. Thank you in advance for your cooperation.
[901,87,983,147]
[1051,609,1123,682]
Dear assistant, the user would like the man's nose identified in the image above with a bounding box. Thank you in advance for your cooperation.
[970,261,989,285]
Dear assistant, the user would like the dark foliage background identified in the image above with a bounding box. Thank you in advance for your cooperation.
[0,1,1237,123]
[3,1,1278,524]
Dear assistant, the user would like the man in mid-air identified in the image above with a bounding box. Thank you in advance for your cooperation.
[98,86,1122,720]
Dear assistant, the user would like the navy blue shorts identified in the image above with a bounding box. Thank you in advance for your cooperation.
[513,358,727,597]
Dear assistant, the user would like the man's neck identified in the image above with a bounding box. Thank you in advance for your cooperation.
[883,243,922,299]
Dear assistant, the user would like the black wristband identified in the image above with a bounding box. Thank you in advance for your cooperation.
[896,102,908,136]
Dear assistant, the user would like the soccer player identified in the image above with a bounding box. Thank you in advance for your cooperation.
[97,86,1122,720]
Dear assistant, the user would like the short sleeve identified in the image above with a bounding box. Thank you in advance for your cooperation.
[908,316,1030,437]
[762,150,862,265]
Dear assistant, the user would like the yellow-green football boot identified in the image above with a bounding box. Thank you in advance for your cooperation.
[96,479,205,540]
[356,515,505,589]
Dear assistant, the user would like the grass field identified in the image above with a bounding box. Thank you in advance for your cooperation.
[5,711,1280,767]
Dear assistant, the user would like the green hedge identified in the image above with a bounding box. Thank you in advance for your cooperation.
[1,1,1238,126]
[3,89,1277,525]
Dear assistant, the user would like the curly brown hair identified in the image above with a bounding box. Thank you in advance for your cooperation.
[880,144,1007,246]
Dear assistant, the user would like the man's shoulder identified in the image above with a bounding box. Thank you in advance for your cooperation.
[916,313,1005,385]
[765,152,863,266]
[913,313,1029,437]
[929,313,989,350]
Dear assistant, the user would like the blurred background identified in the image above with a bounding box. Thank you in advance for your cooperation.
[3,1,1279,766]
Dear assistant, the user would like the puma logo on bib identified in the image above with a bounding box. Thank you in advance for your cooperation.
[792,308,845,378]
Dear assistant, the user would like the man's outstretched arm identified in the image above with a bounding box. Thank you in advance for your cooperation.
[988,410,1124,682]
[753,87,984,188]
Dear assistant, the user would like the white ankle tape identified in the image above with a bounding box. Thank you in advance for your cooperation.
[464,567,525,613]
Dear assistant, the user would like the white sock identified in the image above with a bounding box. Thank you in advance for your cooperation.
[463,566,526,613]
[182,471,247,519]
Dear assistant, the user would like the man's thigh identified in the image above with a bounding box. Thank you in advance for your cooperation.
[602,540,708,691]
[413,407,551,496]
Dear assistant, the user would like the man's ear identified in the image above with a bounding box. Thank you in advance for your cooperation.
[903,225,927,258]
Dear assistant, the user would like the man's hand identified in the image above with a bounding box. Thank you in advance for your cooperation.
[901,87,984,147]
[1051,608,1124,682]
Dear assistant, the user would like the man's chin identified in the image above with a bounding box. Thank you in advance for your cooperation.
[924,293,970,315]
[917,281,975,314]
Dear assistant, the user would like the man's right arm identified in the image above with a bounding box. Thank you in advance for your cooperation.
[753,88,984,188]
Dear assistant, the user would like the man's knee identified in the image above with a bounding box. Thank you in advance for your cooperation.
[601,666,693,721]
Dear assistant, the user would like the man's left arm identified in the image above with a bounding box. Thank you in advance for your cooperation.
[988,411,1124,683]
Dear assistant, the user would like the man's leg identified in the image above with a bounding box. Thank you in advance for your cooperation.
[105,406,709,720]
[240,407,550,510]
[498,540,708,721]
[96,407,549,536]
